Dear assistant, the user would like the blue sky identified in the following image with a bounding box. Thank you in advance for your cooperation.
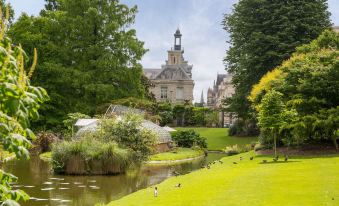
[7,0,339,102]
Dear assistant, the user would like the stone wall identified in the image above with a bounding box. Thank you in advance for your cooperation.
[150,80,194,103]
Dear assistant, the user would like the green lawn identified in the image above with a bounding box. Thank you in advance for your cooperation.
[175,127,257,151]
[106,152,339,206]
[149,148,204,161]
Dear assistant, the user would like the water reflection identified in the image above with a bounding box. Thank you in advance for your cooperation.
[4,153,225,206]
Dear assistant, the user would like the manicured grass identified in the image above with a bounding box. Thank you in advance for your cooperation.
[176,127,257,151]
[149,148,204,161]
[39,152,52,161]
[106,152,339,206]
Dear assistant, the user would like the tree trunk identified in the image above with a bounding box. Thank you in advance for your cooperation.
[273,130,277,157]
[333,136,338,151]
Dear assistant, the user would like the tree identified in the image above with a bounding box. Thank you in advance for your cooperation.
[223,0,331,135]
[0,5,48,205]
[9,0,148,130]
[257,91,285,157]
[251,30,339,149]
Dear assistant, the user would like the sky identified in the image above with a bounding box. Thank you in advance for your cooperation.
[7,0,339,102]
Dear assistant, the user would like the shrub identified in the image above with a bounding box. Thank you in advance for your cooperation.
[172,130,207,149]
[62,112,90,138]
[242,144,253,152]
[52,113,158,174]
[100,113,157,162]
[51,134,134,175]
[254,143,271,151]
[229,119,259,136]
[159,110,173,126]
[34,131,59,153]
[224,145,240,156]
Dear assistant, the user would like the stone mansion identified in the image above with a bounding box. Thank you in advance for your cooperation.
[144,29,194,104]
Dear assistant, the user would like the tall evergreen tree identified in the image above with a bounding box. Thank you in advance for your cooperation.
[222,0,331,134]
[9,0,148,129]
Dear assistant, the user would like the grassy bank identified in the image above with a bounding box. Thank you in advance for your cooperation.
[149,148,204,162]
[106,152,339,206]
[175,128,257,151]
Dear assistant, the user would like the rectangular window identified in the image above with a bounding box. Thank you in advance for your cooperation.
[161,87,168,99]
[176,87,184,100]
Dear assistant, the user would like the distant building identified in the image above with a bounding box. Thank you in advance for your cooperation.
[207,73,236,126]
[144,29,194,104]
[200,90,205,106]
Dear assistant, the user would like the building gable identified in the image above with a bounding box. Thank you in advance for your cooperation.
[155,66,190,80]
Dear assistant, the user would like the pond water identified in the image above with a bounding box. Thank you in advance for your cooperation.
[4,153,225,206]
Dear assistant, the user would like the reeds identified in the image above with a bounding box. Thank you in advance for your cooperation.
[52,135,135,175]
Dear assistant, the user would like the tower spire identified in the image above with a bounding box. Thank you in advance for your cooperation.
[200,90,205,105]
[174,28,182,50]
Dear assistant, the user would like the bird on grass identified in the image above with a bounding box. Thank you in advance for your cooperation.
[218,160,223,164]
[233,162,237,164]
[250,157,254,160]
[284,155,289,162]
[262,160,267,163]
[175,183,181,188]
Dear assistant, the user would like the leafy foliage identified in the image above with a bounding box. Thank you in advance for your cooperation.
[52,113,158,174]
[257,90,294,156]
[9,0,148,129]
[172,130,207,149]
[0,5,48,205]
[251,30,339,149]
[100,113,157,162]
[62,112,90,138]
[222,0,331,135]
[34,131,59,153]
[52,135,133,175]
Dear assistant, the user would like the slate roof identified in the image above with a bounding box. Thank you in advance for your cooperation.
[141,120,172,143]
[143,68,162,79]
[144,65,192,80]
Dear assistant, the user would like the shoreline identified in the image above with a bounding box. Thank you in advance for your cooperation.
[147,154,205,164]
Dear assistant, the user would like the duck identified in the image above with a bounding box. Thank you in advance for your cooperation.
[284,155,289,161]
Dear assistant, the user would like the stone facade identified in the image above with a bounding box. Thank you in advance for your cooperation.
[144,29,194,104]
[207,74,236,126]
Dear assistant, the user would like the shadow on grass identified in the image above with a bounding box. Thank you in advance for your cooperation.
[256,153,339,160]
[259,160,301,164]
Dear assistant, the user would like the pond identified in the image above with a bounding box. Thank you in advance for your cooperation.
[4,153,225,206]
